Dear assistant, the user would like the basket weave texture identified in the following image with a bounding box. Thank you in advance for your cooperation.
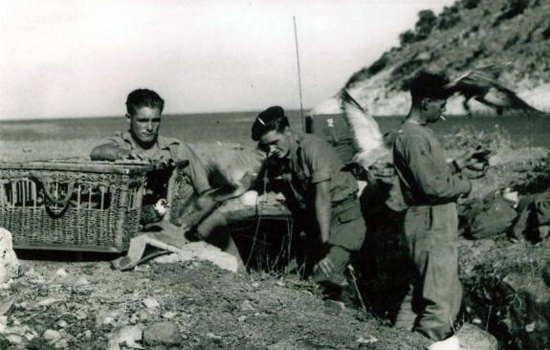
[0,161,161,252]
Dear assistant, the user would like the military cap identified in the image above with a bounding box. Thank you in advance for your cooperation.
[251,106,287,141]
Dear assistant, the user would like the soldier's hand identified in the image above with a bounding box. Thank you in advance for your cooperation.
[126,151,149,161]
[462,159,489,179]
[314,256,336,277]
[452,150,477,171]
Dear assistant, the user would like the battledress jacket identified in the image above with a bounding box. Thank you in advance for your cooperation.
[392,122,471,206]
[259,133,365,252]
[106,131,211,195]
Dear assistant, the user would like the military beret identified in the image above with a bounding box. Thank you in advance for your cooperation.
[251,106,286,141]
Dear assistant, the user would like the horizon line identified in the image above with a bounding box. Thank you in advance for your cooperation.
[0,108,314,122]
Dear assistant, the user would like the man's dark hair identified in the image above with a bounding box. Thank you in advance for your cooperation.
[251,106,290,141]
[410,71,452,104]
[126,89,165,116]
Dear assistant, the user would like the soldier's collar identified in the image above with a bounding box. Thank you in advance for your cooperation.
[122,131,181,150]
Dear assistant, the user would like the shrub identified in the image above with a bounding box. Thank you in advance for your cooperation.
[542,22,550,40]
[415,10,437,40]
[492,0,529,27]
[366,53,390,76]
[437,6,461,30]
[504,34,520,49]
[399,30,416,46]
[462,0,481,9]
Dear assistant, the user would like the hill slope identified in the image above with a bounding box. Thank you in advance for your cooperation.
[315,0,550,116]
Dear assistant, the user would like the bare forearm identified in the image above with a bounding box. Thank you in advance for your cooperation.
[314,181,331,243]
[90,143,130,161]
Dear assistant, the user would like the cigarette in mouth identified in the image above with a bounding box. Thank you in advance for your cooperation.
[440,115,447,121]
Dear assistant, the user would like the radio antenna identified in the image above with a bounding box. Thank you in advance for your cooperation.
[293,16,306,132]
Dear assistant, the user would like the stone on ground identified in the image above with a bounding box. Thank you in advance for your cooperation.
[457,323,498,350]
[0,228,19,284]
[143,321,182,346]
[107,324,144,350]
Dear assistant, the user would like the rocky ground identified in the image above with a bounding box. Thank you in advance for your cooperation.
[0,252,432,350]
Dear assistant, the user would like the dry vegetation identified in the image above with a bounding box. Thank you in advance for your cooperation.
[344,0,550,115]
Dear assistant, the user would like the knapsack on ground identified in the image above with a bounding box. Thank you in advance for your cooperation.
[461,192,518,240]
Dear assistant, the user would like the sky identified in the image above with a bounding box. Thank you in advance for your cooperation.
[0,0,456,120]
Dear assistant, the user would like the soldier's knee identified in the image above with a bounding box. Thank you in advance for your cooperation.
[196,210,228,240]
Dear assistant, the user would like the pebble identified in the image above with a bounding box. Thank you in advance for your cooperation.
[56,320,68,328]
[24,268,37,277]
[75,310,87,320]
[129,313,140,324]
[75,277,90,286]
[107,324,144,350]
[143,321,182,345]
[240,300,255,312]
[38,298,62,307]
[53,339,69,348]
[5,333,25,344]
[0,296,16,316]
[525,322,536,332]
[143,297,160,309]
[206,332,222,340]
[324,300,346,314]
[162,311,177,319]
[43,329,62,343]
[137,310,152,322]
[55,269,68,277]
[102,316,116,326]
[356,335,378,344]
[98,310,125,327]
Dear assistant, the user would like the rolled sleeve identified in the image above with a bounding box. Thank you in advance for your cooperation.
[305,140,332,184]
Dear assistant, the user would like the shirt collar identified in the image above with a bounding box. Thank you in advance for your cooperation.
[287,133,301,160]
[405,119,424,126]
[121,131,180,150]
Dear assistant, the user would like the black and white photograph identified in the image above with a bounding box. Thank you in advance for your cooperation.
[0,0,549,349]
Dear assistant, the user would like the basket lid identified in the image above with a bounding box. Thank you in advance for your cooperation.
[0,158,189,175]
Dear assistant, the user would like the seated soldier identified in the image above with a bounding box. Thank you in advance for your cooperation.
[91,88,242,267]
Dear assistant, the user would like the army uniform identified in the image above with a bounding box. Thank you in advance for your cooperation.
[263,133,366,284]
[392,121,471,341]
[102,131,224,240]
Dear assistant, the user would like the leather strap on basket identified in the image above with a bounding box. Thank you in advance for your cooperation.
[33,176,76,215]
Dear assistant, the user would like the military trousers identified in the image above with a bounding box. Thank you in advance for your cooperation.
[394,202,462,341]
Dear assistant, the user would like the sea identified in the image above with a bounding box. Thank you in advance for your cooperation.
[1,110,549,149]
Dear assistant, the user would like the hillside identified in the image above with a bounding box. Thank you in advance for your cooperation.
[314,0,550,116]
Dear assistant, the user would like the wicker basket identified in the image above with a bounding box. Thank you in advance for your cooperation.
[0,160,186,252]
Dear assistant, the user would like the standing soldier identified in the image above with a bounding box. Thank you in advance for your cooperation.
[392,71,488,349]
[250,106,366,301]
